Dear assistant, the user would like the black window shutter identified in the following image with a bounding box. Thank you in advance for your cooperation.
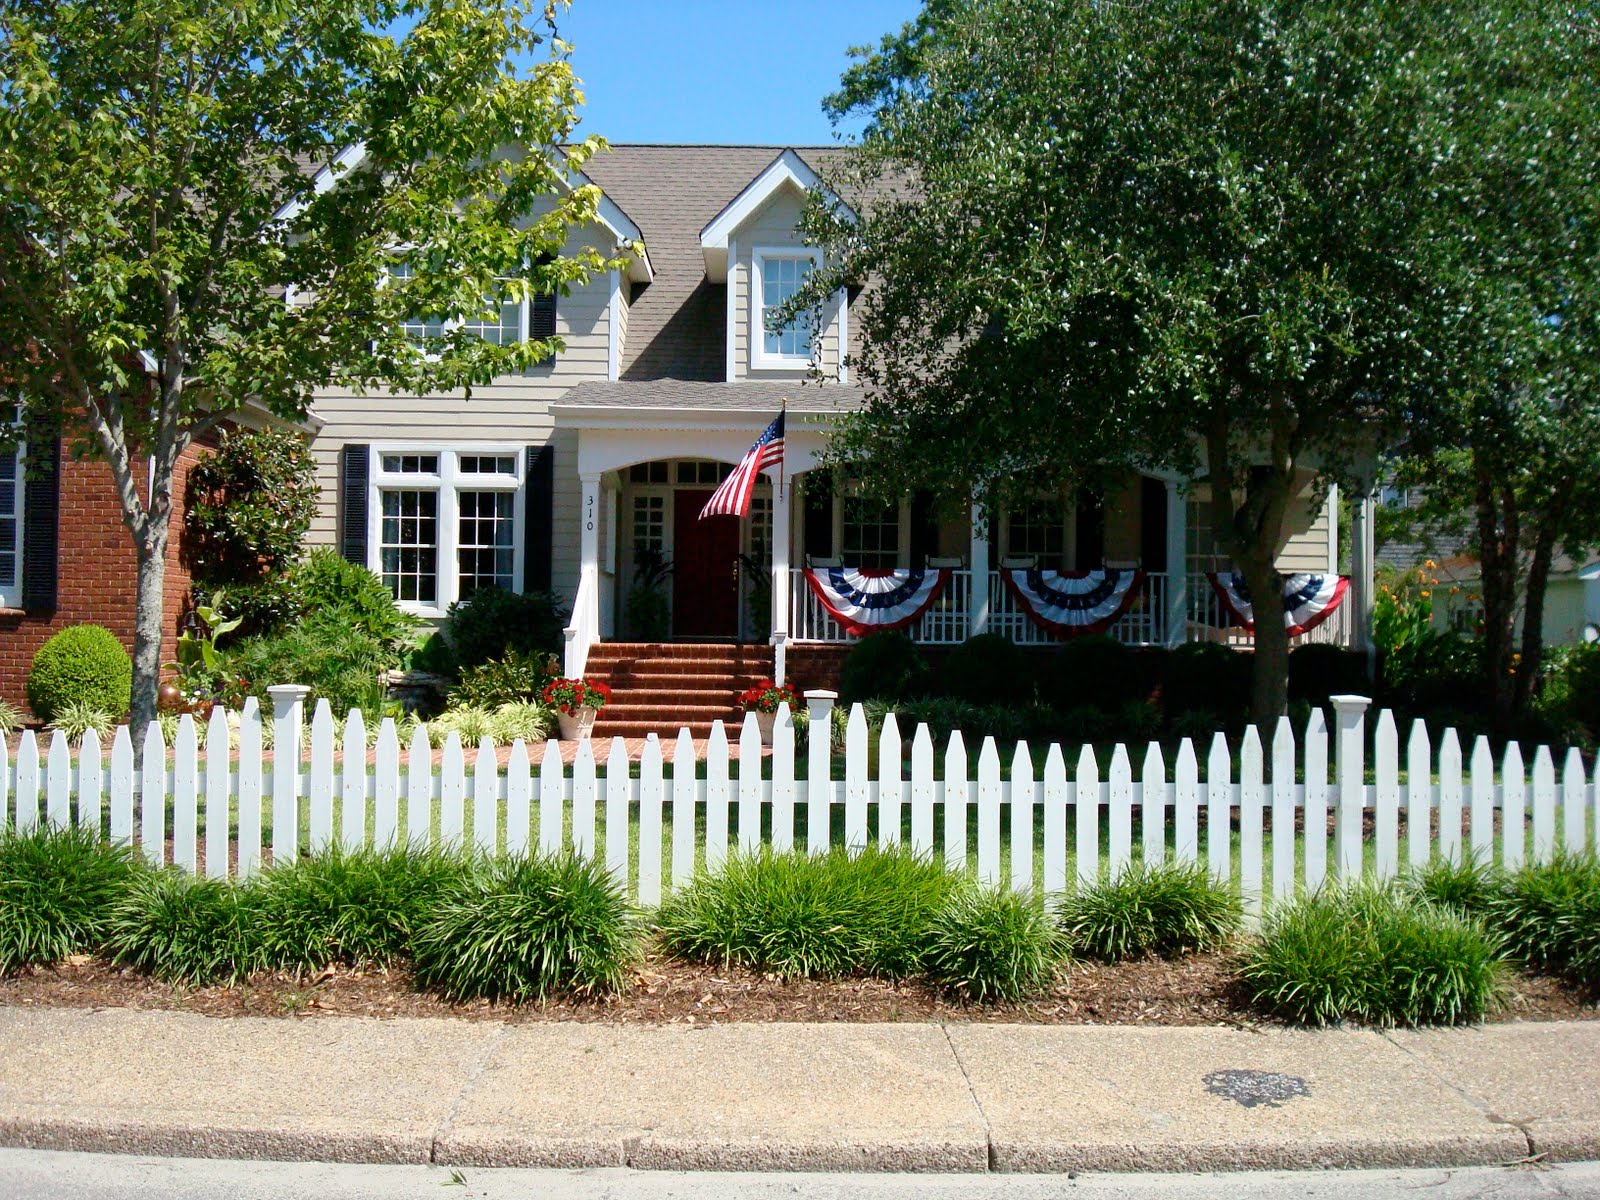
[529,290,558,365]
[1140,476,1169,572]
[523,445,554,593]
[1075,489,1106,569]
[802,478,833,561]
[339,444,370,566]
[20,438,60,612]
[909,491,937,566]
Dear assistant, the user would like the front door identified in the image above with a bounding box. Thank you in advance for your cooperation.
[672,490,741,638]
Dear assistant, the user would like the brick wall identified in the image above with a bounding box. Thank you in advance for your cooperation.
[0,440,204,719]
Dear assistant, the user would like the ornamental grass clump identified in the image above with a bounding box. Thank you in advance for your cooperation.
[922,886,1066,1004]
[1409,856,1500,917]
[253,844,473,973]
[104,869,266,986]
[0,824,142,973]
[1483,853,1600,985]
[1239,884,1507,1027]
[410,851,636,1003]
[1058,862,1243,961]
[657,845,958,980]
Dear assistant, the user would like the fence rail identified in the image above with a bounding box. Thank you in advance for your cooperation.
[4,690,1594,910]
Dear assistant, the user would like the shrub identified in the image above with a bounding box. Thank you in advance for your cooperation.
[46,700,114,746]
[1162,641,1251,722]
[223,614,390,716]
[658,845,959,979]
[411,851,636,1002]
[0,700,23,737]
[1058,862,1242,961]
[922,886,1066,1004]
[104,870,265,986]
[489,702,554,745]
[939,633,1029,705]
[1409,856,1499,917]
[0,824,142,972]
[1040,635,1141,712]
[838,631,930,704]
[1536,643,1600,747]
[1483,853,1600,983]
[254,845,471,973]
[295,549,418,656]
[1288,645,1369,707]
[1239,884,1507,1027]
[185,427,318,586]
[425,706,495,748]
[451,651,557,710]
[445,586,566,672]
[26,625,132,722]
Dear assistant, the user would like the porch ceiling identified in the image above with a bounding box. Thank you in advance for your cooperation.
[555,379,864,419]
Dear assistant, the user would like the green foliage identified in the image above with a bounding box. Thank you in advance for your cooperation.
[0,824,142,972]
[838,632,931,704]
[922,886,1066,1003]
[185,428,318,585]
[626,586,671,641]
[1239,885,1507,1027]
[1058,862,1242,961]
[0,700,23,737]
[254,845,472,973]
[1483,854,1600,983]
[1040,636,1140,711]
[104,870,265,987]
[46,701,115,746]
[939,633,1028,705]
[451,651,556,710]
[295,549,418,657]
[1163,643,1251,722]
[1409,857,1499,917]
[26,625,132,721]
[1535,644,1600,748]
[1373,568,1482,713]
[658,846,960,980]
[411,852,637,1003]
[445,587,567,672]
[423,706,495,748]
[488,702,554,745]
[223,615,389,717]
[1288,646,1369,708]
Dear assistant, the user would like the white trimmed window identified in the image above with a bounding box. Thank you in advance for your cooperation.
[1006,500,1067,563]
[0,441,22,609]
[841,496,901,570]
[389,261,554,351]
[371,447,524,615]
[751,247,819,368]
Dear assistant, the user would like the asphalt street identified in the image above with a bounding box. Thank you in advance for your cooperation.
[3,1150,1599,1200]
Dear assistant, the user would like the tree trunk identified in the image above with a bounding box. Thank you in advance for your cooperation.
[1472,458,1518,738]
[1514,519,1560,716]
[129,521,170,743]
[1238,552,1289,727]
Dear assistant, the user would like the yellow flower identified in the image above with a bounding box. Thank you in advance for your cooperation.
[1424,559,1438,569]
[1449,586,1461,595]
[1420,589,1431,598]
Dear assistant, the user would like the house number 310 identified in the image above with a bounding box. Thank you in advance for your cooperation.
[586,492,595,532]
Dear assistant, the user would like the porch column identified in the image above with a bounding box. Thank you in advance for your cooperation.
[968,501,990,636]
[1164,478,1188,647]
[565,471,602,678]
[771,475,793,684]
[1350,488,1376,656]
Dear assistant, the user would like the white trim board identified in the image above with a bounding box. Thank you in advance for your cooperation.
[700,149,854,282]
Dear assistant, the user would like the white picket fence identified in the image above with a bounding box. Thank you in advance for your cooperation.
[3,686,1596,910]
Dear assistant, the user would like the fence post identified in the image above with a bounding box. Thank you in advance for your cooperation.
[805,689,837,852]
[1329,695,1370,882]
[268,684,310,866]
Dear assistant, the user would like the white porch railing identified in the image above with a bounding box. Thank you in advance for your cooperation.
[987,571,1169,647]
[1185,573,1354,649]
[563,571,600,678]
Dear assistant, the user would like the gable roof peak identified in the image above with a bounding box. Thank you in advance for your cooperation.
[698,148,854,282]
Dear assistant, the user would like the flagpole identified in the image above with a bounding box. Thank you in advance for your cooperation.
[778,395,788,505]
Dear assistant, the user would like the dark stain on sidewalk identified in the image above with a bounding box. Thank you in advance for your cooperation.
[1203,1068,1311,1109]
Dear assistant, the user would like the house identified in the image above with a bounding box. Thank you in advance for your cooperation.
[302,145,1379,736]
[1431,552,1600,647]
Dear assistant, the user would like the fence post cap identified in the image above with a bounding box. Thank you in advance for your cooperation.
[803,689,839,702]
[1328,694,1372,713]
[265,684,311,700]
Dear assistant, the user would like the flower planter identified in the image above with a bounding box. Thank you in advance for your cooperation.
[755,708,777,746]
[558,707,597,741]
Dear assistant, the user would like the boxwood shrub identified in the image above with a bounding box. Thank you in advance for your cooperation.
[838,631,930,704]
[26,625,132,722]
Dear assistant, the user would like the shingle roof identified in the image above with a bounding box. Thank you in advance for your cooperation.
[559,379,862,413]
[580,146,848,381]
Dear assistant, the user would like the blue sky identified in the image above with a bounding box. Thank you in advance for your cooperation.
[552,1,922,145]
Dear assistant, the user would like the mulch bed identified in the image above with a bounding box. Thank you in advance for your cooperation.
[2,948,1593,1027]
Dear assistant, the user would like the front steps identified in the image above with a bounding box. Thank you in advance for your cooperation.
[586,643,775,740]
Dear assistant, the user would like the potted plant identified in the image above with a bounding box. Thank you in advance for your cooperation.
[737,678,799,745]
[542,676,612,741]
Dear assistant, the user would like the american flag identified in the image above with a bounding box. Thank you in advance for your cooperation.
[699,412,785,519]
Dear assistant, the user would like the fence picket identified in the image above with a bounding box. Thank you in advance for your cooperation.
[976,737,1001,886]
[770,710,795,854]
[1438,728,1463,865]
[671,729,696,887]
[1271,718,1295,900]
[540,739,564,855]
[704,722,729,870]
[1470,738,1495,865]
[1174,739,1199,868]
[46,731,71,829]
[472,736,497,853]
[235,702,261,876]
[438,734,465,848]
[573,736,598,860]
[405,722,431,847]
[878,713,903,849]
[1373,711,1399,880]
[15,731,38,832]
[0,736,8,832]
[308,700,335,852]
[1406,721,1431,871]
[79,729,104,839]
[1206,734,1230,885]
[172,716,199,873]
[1502,742,1526,872]
[738,713,762,853]
[504,739,531,856]
[204,708,230,878]
[1303,709,1328,893]
[1562,748,1586,854]
[845,705,869,851]
[943,731,968,872]
[139,721,166,866]
[910,724,935,855]
[1107,743,1133,880]
[637,734,664,906]
[1043,743,1068,894]
[1011,742,1035,894]
[342,710,368,850]
[1076,744,1099,885]
[605,737,630,882]
[1142,742,1166,869]
[1532,746,1556,865]
[373,719,400,849]
[1238,728,1263,909]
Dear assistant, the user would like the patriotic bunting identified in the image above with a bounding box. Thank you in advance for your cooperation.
[1206,571,1350,637]
[803,567,950,637]
[1001,568,1147,637]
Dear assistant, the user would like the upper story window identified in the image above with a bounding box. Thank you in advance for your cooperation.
[0,442,22,609]
[751,247,819,369]
[388,260,556,354]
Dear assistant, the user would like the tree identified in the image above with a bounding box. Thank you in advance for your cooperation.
[795,0,1588,723]
[0,0,631,735]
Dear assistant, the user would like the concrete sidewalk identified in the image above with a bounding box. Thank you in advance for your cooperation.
[0,1007,1595,1174]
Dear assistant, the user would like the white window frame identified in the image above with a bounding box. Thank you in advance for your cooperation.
[750,245,822,370]
[387,261,532,357]
[833,488,910,570]
[0,438,24,610]
[369,444,526,618]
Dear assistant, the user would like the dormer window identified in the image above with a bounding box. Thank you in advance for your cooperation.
[751,247,819,369]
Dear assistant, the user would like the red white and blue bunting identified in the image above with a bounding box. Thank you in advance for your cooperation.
[1001,568,1147,637]
[803,567,950,637]
[1206,572,1350,637]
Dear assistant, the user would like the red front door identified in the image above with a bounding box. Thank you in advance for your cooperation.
[673,490,741,638]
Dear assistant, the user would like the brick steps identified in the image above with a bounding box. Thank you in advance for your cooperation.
[587,642,774,741]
